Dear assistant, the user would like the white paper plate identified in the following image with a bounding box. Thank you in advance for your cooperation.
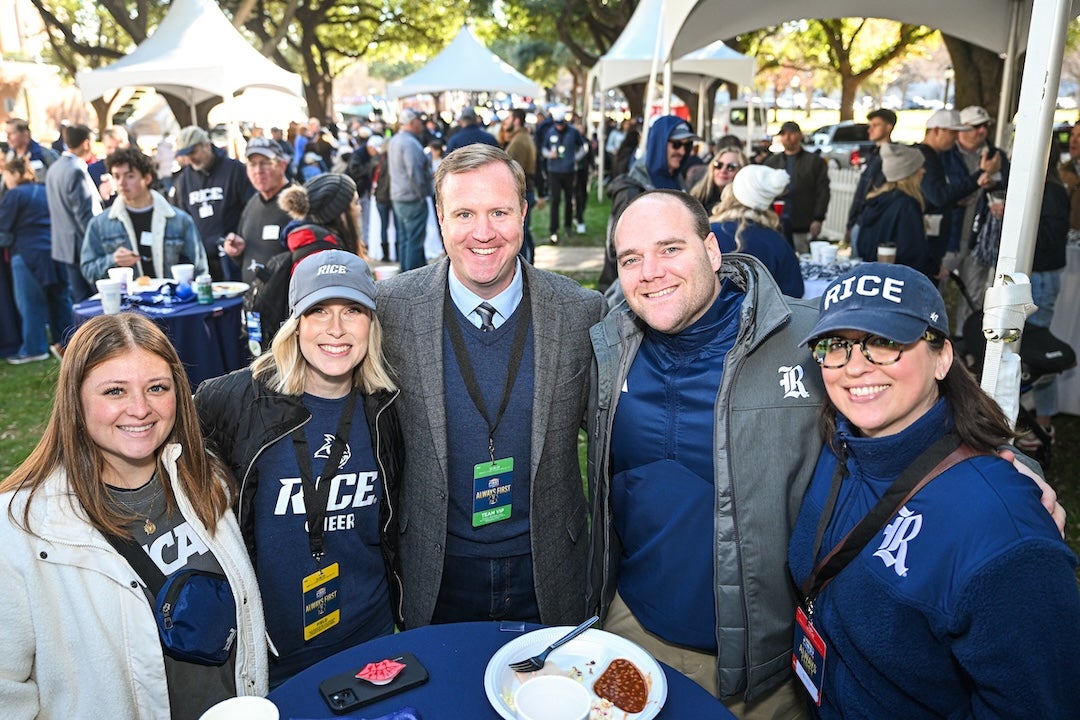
[212,281,249,298]
[484,627,667,720]
[131,277,172,292]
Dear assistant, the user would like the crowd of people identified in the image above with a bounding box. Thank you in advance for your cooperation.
[1,104,1078,719]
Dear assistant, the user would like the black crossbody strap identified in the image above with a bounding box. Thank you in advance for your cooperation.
[801,434,984,600]
[104,533,168,596]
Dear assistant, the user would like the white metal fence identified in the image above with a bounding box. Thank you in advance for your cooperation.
[821,166,863,240]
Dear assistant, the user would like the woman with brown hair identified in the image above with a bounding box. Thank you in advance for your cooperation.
[0,313,267,718]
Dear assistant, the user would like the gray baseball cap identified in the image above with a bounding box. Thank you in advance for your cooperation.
[288,249,377,318]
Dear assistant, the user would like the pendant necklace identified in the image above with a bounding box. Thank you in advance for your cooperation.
[114,479,164,536]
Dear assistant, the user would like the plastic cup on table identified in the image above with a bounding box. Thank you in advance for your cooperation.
[374,265,401,281]
[819,244,838,265]
[809,240,830,264]
[96,278,123,315]
[171,263,195,285]
[108,267,134,294]
[877,244,897,264]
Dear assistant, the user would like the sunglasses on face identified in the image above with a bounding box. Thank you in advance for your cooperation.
[713,161,741,171]
[669,140,694,151]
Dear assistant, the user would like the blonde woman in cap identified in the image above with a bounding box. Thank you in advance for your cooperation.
[279,172,365,258]
[194,249,403,687]
[856,143,932,276]
[710,165,805,297]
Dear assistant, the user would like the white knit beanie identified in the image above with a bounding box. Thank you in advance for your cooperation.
[880,143,924,182]
[732,166,790,211]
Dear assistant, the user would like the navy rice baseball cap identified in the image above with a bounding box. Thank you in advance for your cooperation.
[801,263,950,346]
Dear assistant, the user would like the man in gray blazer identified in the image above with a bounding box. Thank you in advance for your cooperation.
[377,144,605,628]
[45,124,101,302]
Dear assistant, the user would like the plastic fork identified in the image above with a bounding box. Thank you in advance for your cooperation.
[508,614,600,673]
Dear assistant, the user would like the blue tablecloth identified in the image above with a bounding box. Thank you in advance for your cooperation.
[72,292,247,387]
[268,622,735,720]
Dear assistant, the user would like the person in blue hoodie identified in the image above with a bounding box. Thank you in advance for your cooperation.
[790,262,1080,718]
[600,115,702,292]
[856,143,934,277]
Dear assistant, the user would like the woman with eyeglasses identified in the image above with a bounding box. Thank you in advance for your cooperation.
[709,164,804,297]
[788,263,1080,718]
[689,147,745,214]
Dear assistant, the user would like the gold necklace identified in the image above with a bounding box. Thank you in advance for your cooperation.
[114,480,164,536]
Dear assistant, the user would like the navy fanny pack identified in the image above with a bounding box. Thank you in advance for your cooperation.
[106,533,238,666]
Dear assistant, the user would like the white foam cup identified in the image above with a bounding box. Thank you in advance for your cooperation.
[108,267,134,294]
[514,675,591,720]
[171,263,195,285]
[818,244,838,264]
[198,696,279,720]
[809,240,830,264]
[96,278,123,315]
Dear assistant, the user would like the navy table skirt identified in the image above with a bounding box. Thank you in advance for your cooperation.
[268,621,736,719]
[72,293,247,387]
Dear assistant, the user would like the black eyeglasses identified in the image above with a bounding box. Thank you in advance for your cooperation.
[810,331,938,369]
[713,161,741,171]
[669,140,694,151]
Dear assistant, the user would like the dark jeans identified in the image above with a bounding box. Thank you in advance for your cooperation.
[376,201,394,256]
[574,166,589,223]
[431,553,540,624]
[65,260,92,303]
[393,199,428,271]
[547,171,576,235]
[11,254,72,354]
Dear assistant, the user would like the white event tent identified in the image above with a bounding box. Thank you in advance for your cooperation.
[76,0,303,124]
[387,27,543,100]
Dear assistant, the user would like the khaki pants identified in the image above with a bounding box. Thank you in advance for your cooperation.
[604,592,809,720]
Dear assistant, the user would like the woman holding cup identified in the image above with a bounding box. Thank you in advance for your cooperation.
[855,144,932,276]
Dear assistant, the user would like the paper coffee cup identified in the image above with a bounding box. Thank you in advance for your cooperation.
[514,675,591,720]
[877,245,897,264]
[198,696,279,720]
[108,267,134,294]
[96,278,123,315]
[171,263,195,285]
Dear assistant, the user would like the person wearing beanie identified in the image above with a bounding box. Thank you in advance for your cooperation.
[194,249,405,688]
[710,165,804,297]
[856,143,933,276]
[279,172,363,258]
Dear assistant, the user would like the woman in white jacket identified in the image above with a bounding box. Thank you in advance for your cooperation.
[0,313,268,719]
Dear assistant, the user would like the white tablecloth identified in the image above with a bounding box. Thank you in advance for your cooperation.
[1050,243,1080,416]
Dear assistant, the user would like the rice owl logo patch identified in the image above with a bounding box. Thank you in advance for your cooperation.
[874,506,922,577]
[779,364,810,399]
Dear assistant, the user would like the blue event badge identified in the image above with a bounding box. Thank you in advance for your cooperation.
[472,458,514,528]
[792,605,827,706]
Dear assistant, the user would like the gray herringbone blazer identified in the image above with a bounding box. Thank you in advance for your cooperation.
[376,259,605,628]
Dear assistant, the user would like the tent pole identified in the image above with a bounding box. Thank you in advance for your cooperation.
[994,0,1023,149]
[593,70,607,200]
[980,0,1070,424]
[641,0,667,157]
[697,77,707,139]
[663,59,673,115]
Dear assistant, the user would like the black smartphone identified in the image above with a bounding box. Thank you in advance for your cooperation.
[319,652,429,715]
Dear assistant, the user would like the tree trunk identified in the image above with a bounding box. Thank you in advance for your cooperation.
[840,76,861,122]
[942,34,1006,114]
[160,93,219,129]
[619,82,647,121]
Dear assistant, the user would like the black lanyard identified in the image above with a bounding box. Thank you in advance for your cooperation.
[801,433,980,607]
[443,279,531,463]
[292,390,357,563]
